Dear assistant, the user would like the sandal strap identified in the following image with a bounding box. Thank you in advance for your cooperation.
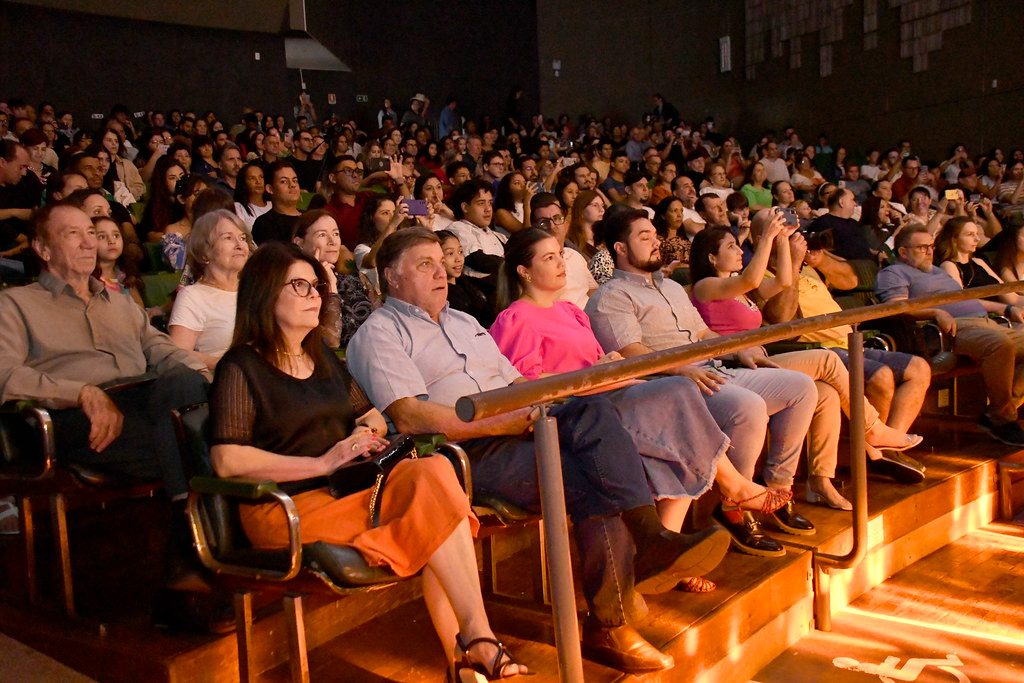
[722,487,792,514]
[458,636,521,679]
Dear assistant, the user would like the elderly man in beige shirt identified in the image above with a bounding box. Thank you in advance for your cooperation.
[0,204,219,627]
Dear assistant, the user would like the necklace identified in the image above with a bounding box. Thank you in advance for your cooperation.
[281,348,306,358]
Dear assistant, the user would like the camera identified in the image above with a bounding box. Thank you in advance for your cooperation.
[801,227,834,252]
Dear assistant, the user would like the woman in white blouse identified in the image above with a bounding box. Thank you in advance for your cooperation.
[168,210,253,369]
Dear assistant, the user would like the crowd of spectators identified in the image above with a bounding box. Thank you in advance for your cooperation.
[3,89,1024,676]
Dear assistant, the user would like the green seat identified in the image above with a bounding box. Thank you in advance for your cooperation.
[141,272,180,308]
[298,191,314,211]
[141,242,169,273]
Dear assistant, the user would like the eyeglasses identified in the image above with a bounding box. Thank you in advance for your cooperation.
[908,244,935,253]
[284,278,322,297]
[337,168,364,178]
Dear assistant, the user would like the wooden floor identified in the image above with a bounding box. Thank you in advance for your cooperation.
[1,414,1022,682]
[754,522,1024,683]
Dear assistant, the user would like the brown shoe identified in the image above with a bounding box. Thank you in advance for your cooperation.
[581,617,674,673]
[633,526,730,594]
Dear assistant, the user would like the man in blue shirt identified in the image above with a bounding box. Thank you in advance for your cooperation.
[876,224,1024,445]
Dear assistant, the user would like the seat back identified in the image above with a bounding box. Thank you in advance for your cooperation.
[0,405,54,480]
[172,403,250,557]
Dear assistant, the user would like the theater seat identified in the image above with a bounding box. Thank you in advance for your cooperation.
[173,403,473,682]
[0,377,163,617]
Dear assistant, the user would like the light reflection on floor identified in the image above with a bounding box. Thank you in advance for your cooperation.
[754,523,1024,683]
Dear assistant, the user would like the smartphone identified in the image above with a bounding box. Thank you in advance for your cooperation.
[157,144,169,154]
[778,207,799,227]
[367,157,391,173]
[969,193,981,203]
[406,199,428,216]
[944,189,960,201]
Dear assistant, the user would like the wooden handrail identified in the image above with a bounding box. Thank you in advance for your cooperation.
[456,280,1024,421]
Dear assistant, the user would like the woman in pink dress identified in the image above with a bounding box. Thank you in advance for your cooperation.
[490,229,793,588]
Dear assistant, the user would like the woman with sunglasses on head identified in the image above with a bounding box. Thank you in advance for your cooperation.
[689,217,923,510]
[209,242,527,680]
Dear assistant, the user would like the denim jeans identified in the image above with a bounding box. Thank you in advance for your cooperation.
[462,395,653,626]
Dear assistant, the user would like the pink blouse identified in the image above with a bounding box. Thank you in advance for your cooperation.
[489,300,605,379]
[692,295,763,335]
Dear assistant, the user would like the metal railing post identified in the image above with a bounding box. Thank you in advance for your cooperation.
[533,405,585,683]
[814,328,870,630]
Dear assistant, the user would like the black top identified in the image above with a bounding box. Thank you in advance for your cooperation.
[447,276,494,328]
[952,259,1000,289]
[808,213,873,261]
[252,210,301,246]
[292,158,322,193]
[210,344,372,495]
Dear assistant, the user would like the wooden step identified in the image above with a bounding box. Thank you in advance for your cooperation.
[0,416,1017,682]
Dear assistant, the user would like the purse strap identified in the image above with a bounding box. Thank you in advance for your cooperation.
[366,449,418,528]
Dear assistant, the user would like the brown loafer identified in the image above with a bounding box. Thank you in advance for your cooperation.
[581,617,674,673]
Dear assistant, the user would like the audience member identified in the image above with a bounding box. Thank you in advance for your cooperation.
[0,204,210,623]
[585,208,819,550]
[209,241,527,678]
[168,210,252,369]
[347,227,729,673]
[876,225,1024,446]
[251,160,302,245]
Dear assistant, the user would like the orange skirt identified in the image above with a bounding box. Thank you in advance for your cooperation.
[239,456,478,577]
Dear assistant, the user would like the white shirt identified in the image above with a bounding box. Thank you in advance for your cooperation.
[234,202,271,233]
[353,243,380,296]
[559,247,598,310]
[167,283,237,360]
[448,219,508,278]
[683,206,705,225]
[762,157,790,184]
[860,164,881,181]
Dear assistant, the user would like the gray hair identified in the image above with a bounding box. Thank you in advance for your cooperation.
[186,209,253,278]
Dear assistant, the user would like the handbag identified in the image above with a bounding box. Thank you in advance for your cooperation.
[326,434,417,527]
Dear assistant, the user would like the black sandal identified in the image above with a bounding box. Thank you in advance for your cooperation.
[449,634,532,681]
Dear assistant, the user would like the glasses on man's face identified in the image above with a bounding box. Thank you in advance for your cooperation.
[285,278,321,297]
[338,167,364,178]
[909,244,935,253]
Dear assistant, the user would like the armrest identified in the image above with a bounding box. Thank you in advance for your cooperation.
[0,401,56,480]
[765,340,822,354]
[186,480,302,581]
[432,441,472,500]
[98,373,158,394]
[990,313,1012,328]
[189,475,279,499]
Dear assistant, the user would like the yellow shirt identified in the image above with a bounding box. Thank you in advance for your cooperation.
[766,267,851,348]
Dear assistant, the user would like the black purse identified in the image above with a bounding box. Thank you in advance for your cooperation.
[326,434,417,526]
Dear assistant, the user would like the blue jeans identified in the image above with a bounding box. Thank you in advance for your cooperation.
[462,395,654,627]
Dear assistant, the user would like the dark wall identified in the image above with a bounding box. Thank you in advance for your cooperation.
[304,0,540,132]
[9,0,289,33]
[537,0,1024,159]
[0,1,293,124]
[0,0,540,136]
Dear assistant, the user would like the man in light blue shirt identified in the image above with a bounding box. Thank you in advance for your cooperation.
[347,228,729,674]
